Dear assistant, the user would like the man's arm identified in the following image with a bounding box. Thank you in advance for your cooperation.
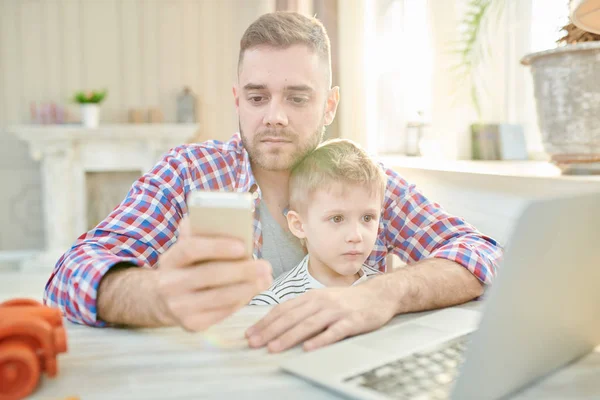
[43,146,192,326]
[96,234,272,330]
[377,258,483,315]
[381,169,502,285]
[44,145,272,328]
[246,257,481,352]
[96,264,173,327]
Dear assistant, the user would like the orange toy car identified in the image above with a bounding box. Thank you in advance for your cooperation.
[0,298,68,400]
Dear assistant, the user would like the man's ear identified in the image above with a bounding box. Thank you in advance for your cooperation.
[286,210,306,240]
[324,86,340,126]
[233,84,240,113]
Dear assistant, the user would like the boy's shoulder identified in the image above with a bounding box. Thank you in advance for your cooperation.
[249,257,310,306]
[270,255,310,290]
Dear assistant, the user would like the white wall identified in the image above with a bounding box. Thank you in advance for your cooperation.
[0,0,273,252]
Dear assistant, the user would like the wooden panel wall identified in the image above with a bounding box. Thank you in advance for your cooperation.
[0,0,273,251]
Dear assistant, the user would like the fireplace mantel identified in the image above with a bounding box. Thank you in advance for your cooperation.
[9,124,199,270]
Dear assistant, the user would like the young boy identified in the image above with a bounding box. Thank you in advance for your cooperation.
[250,138,387,305]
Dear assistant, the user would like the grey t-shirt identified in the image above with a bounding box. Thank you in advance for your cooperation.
[258,201,306,279]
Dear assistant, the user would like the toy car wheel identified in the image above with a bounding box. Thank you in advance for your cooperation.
[0,342,41,400]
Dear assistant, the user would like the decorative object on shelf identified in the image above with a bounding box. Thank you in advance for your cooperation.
[148,107,164,123]
[128,109,145,124]
[177,86,198,123]
[471,124,528,161]
[521,23,600,174]
[404,111,428,157]
[72,89,107,128]
[30,102,67,125]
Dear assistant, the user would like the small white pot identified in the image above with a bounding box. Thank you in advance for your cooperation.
[81,104,100,128]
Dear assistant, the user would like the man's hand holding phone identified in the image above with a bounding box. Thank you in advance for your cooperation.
[155,192,272,331]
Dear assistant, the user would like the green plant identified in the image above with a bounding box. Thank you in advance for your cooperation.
[450,0,504,118]
[73,89,107,104]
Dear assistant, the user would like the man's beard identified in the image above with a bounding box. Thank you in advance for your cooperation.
[240,122,326,171]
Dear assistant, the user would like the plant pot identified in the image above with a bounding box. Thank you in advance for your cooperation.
[521,42,600,174]
[80,104,100,128]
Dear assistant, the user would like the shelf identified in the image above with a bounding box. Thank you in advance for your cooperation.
[378,155,600,182]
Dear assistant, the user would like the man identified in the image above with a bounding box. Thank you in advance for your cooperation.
[44,12,501,353]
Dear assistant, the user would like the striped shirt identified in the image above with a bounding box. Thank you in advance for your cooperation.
[250,255,381,305]
[43,132,502,327]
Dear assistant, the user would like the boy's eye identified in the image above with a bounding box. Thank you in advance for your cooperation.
[331,215,343,223]
[363,214,377,223]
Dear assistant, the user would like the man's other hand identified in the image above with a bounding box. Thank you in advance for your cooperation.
[245,277,396,352]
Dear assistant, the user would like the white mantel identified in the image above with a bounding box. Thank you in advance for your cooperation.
[9,124,199,270]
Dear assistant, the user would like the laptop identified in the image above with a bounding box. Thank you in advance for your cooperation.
[281,192,600,400]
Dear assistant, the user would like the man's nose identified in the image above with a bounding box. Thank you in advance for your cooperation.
[263,99,288,128]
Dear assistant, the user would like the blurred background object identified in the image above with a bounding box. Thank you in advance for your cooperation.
[570,0,600,34]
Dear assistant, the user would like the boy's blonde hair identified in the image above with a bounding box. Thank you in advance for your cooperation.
[289,139,387,212]
[238,12,332,86]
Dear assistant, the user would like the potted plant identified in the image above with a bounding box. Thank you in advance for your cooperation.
[73,89,107,128]
[521,21,600,173]
[454,0,600,172]
[452,1,529,161]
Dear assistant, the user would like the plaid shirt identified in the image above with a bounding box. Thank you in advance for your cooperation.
[44,133,502,326]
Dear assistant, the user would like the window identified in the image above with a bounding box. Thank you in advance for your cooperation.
[530,0,570,53]
[366,0,433,154]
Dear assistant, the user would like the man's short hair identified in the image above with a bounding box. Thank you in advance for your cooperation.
[289,139,387,212]
[238,12,332,86]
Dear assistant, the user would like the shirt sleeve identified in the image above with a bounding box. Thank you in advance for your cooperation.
[382,168,503,285]
[43,146,193,326]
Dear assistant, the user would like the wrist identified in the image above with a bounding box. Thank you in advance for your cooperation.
[150,269,178,326]
[366,271,411,316]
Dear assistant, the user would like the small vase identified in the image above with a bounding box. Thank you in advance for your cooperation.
[81,104,100,128]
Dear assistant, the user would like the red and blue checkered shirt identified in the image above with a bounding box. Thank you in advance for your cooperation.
[44,133,502,326]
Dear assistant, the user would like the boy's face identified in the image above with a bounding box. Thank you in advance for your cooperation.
[290,183,382,276]
[234,44,339,171]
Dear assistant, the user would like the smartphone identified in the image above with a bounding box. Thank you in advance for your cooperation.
[187,190,254,258]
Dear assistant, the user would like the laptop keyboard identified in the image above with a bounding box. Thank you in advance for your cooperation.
[342,334,470,400]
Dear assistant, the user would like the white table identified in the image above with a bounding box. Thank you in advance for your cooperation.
[2,272,600,400]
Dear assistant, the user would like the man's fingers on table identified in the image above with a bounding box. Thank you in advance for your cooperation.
[247,300,321,348]
[245,295,307,338]
[162,236,247,268]
[304,317,364,352]
[267,309,342,353]
[159,259,272,293]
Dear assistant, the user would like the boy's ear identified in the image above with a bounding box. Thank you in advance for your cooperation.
[286,210,306,240]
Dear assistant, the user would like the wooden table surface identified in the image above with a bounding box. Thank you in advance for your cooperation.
[2,272,600,400]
